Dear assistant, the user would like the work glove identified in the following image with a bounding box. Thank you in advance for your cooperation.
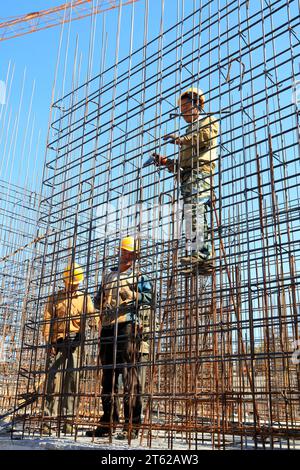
[152,153,168,166]
[163,134,181,145]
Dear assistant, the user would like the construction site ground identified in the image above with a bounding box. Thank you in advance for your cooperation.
[1,431,300,451]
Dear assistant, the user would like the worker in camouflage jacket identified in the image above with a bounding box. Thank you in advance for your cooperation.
[153,86,219,271]
[86,236,154,441]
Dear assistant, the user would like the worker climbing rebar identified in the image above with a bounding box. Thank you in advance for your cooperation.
[42,262,97,435]
[152,87,219,273]
[86,236,154,441]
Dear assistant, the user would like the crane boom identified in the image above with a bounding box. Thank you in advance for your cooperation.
[0,0,139,42]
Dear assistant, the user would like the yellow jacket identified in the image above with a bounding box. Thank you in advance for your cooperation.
[43,289,95,343]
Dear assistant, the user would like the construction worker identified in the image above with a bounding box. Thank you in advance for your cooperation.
[153,87,219,270]
[86,236,154,440]
[42,262,96,434]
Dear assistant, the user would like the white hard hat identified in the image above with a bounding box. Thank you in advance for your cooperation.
[178,87,205,108]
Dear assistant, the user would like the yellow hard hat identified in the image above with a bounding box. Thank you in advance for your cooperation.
[178,87,205,108]
[63,262,84,285]
[120,236,140,252]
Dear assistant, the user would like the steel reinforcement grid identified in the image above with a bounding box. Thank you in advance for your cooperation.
[13,0,300,449]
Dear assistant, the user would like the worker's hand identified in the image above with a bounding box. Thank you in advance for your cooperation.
[88,318,99,330]
[163,134,181,145]
[50,346,56,357]
[152,153,168,166]
[120,285,137,303]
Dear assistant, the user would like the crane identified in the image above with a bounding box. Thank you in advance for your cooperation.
[0,0,139,42]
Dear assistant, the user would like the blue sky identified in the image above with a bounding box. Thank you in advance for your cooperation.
[1,1,299,230]
[0,0,195,192]
[2,1,299,263]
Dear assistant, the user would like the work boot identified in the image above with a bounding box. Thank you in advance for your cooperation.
[62,423,73,434]
[180,251,208,265]
[198,259,214,273]
[116,428,139,440]
[86,425,114,438]
[180,256,214,276]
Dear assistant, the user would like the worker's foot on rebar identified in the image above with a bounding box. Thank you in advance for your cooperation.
[197,260,214,272]
[180,252,208,265]
[86,425,113,438]
[180,257,214,275]
[116,428,139,441]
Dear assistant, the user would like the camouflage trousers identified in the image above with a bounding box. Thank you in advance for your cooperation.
[180,170,212,258]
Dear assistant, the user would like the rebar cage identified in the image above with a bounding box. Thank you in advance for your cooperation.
[8,0,300,449]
